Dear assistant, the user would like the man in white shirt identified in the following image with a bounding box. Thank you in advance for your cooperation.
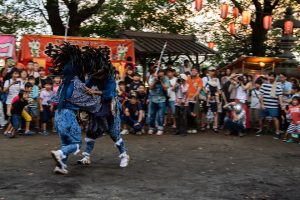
[166,68,177,128]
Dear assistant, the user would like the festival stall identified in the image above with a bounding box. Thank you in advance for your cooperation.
[20,35,135,76]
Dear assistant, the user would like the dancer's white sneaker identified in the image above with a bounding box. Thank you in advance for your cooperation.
[51,150,66,168]
[53,166,68,175]
[77,156,91,165]
[119,153,130,168]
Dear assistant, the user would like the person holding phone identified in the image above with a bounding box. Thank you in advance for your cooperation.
[3,70,23,116]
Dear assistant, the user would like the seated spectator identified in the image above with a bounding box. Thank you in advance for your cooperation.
[9,90,29,138]
[136,84,148,112]
[121,94,143,135]
[224,102,246,137]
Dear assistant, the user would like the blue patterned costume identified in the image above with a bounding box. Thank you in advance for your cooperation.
[52,66,101,168]
[82,77,127,158]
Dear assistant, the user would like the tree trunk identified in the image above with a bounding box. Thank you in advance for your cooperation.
[45,0,105,36]
[45,0,65,35]
[251,16,268,56]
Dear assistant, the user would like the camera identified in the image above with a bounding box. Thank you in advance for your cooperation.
[237,76,244,82]
[177,77,184,84]
[15,81,21,84]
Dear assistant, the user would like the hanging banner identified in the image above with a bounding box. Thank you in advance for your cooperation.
[20,35,135,65]
[0,35,17,60]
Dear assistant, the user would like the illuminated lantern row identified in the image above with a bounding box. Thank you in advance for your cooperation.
[229,23,236,35]
[284,20,293,35]
[208,42,215,49]
[233,7,239,18]
[195,0,203,11]
[169,0,176,3]
[242,11,251,25]
[263,15,272,30]
[220,4,229,19]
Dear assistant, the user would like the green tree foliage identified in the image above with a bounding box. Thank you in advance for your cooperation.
[80,0,196,37]
[0,0,37,34]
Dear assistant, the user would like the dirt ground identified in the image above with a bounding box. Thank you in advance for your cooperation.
[0,130,299,200]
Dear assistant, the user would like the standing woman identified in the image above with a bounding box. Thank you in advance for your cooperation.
[235,74,252,129]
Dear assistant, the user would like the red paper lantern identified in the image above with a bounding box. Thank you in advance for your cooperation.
[233,7,239,18]
[242,11,251,25]
[220,4,229,19]
[195,0,203,11]
[208,42,215,49]
[229,23,236,35]
[284,20,293,35]
[169,0,176,3]
[263,15,272,30]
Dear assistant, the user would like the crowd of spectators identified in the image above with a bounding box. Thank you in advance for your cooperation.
[1,57,299,144]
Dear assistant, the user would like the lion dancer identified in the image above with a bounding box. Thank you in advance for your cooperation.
[77,48,130,168]
[49,43,102,175]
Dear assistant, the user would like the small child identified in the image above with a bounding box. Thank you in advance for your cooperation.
[9,90,29,138]
[39,80,53,135]
[223,102,246,137]
[285,96,300,143]
[122,94,143,135]
[27,76,40,130]
[174,74,189,136]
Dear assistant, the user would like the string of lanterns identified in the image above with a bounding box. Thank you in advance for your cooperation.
[168,0,295,48]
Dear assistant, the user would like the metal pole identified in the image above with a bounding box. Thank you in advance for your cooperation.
[64,16,70,42]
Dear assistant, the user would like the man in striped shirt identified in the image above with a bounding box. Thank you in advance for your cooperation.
[258,72,284,139]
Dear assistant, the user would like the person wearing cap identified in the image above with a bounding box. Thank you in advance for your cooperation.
[223,102,246,137]
[148,69,170,135]
[122,93,143,135]
[129,73,143,91]
[174,74,189,136]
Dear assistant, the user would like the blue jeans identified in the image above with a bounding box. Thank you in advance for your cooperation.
[224,117,245,134]
[122,116,142,133]
[11,114,21,129]
[148,101,166,131]
[55,109,82,162]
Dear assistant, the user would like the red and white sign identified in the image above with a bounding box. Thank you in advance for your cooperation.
[0,35,17,59]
